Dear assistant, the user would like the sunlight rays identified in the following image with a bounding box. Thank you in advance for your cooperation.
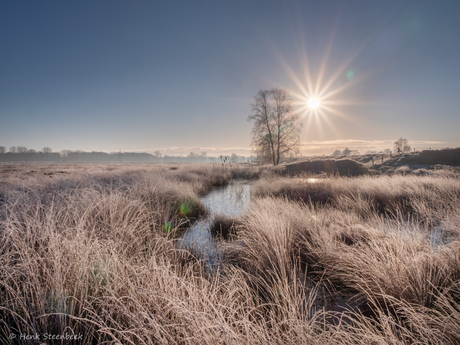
[270,5,401,148]
[283,30,377,144]
[250,4,400,152]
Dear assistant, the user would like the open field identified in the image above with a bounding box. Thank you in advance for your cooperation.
[1,163,460,344]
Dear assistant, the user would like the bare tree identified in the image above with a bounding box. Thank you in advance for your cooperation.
[271,87,302,164]
[17,146,28,163]
[248,89,276,165]
[342,148,352,156]
[332,150,342,156]
[42,147,52,154]
[59,150,68,162]
[17,146,27,154]
[248,88,302,165]
[0,146,6,154]
[9,146,17,153]
[394,138,411,153]
[350,150,360,156]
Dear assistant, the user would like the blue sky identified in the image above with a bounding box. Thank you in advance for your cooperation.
[1,0,459,156]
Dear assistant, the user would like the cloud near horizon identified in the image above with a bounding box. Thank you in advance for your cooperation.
[299,140,449,156]
[118,140,450,157]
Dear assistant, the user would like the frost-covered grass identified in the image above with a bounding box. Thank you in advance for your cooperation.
[1,164,459,344]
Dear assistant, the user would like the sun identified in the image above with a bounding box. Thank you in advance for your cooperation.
[308,97,320,109]
[269,19,372,144]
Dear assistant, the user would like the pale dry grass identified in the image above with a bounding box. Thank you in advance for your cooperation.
[1,164,459,344]
[227,178,460,344]
[252,173,460,222]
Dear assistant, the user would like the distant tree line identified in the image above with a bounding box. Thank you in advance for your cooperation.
[0,146,61,162]
[332,148,361,157]
[331,139,412,157]
[0,146,254,163]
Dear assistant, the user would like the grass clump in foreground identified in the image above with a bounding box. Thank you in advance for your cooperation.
[209,214,241,239]
[0,163,459,344]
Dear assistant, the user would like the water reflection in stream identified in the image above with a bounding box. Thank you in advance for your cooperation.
[177,180,252,268]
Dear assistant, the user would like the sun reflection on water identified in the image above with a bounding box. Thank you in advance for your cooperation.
[297,178,320,183]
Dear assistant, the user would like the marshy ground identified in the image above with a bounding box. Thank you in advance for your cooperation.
[1,161,459,344]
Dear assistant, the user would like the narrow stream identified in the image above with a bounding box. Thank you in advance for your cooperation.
[177,180,252,268]
[177,177,448,270]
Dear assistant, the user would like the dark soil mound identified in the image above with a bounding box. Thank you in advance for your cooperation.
[403,148,460,166]
[285,159,367,176]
